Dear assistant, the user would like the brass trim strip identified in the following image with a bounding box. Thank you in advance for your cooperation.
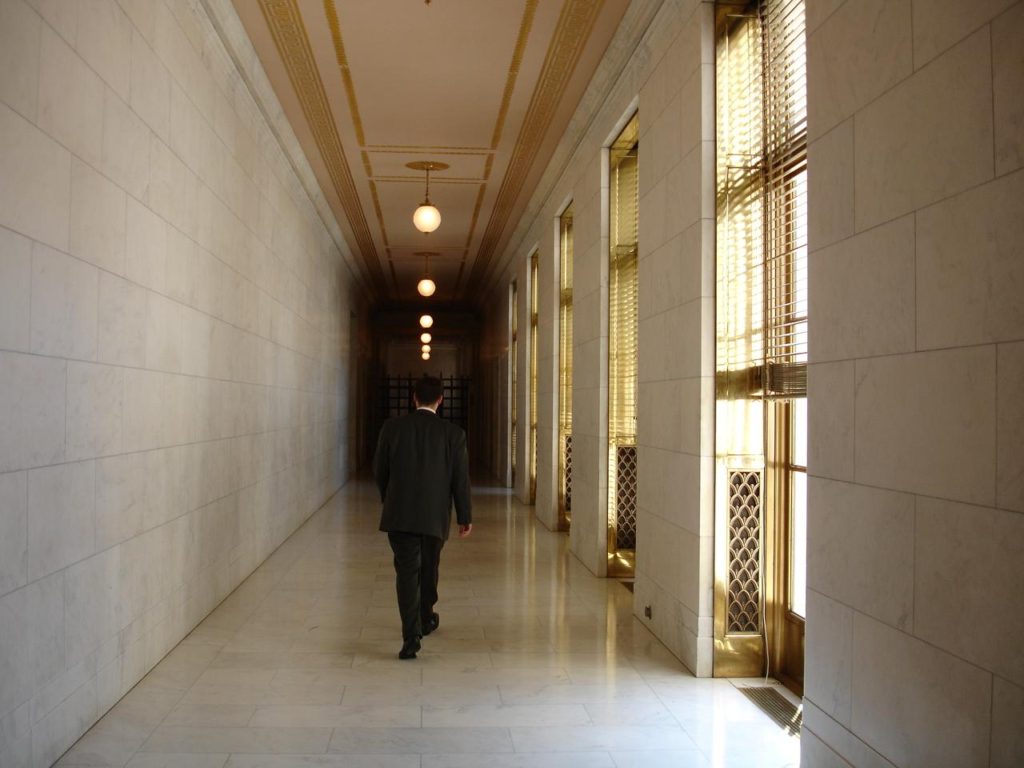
[467,0,603,293]
[368,180,389,247]
[366,148,492,156]
[491,0,539,148]
[466,184,487,248]
[259,0,387,295]
[323,0,366,146]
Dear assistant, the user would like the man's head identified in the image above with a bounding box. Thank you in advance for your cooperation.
[414,376,444,409]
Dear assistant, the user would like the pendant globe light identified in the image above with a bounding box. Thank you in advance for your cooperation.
[419,314,433,329]
[407,161,448,234]
[421,351,430,360]
[420,332,432,344]
[416,252,436,297]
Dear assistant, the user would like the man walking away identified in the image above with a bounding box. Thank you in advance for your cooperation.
[373,375,472,659]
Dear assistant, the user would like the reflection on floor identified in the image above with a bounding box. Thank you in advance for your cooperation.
[57,481,801,768]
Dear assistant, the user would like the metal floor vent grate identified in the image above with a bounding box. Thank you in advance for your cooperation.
[738,686,802,737]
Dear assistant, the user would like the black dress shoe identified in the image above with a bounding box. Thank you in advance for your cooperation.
[422,612,440,636]
[398,637,421,659]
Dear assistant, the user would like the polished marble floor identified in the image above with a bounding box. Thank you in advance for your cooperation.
[57,482,801,768]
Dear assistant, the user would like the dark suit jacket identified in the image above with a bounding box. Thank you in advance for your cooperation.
[374,408,472,541]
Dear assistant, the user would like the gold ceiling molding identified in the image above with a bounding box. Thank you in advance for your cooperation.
[468,0,603,291]
[323,0,366,146]
[376,177,484,184]
[259,0,387,294]
[491,0,539,149]
[466,184,486,249]
[366,148,492,155]
[483,155,495,180]
[368,180,389,248]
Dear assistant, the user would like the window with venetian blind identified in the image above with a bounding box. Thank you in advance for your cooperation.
[558,205,574,527]
[529,252,539,503]
[608,114,639,571]
[510,281,518,486]
[714,0,808,682]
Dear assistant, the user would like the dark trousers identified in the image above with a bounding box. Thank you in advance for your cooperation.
[387,532,443,640]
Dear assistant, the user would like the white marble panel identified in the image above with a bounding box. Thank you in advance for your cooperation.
[992,677,1024,768]
[95,453,145,551]
[854,347,996,506]
[854,29,994,230]
[26,0,76,43]
[807,478,914,629]
[98,272,147,367]
[808,119,853,251]
[807,361,854,482]
[145,291,184,373]
[64,546,121,668]
[807,0,912,140]
[635,447,704,535]
[0,471,27,596]
[916,169,1024,349]
[130,29,171,141]
[0,226,32,352]
[912,0,1017,66]
[638,300,702,383]
[800,729,854,768]
[809,214,915,362]
[0,103,71,251]
[639,225,701,321]
[914,497,1024,686]
[66,361,124,461]
[126,196,167,293]
[0,0,41,120]
[76,0,132,100]
[31,242,99,360]
[70,157,127,275]
[851,613,991,768]
[0,351,66,473]
[804,590,852,727]
[0,571,64,715]
[993,3,1024,175]
[101,87,151,201]
[27,460,95,581]
[998,341,1024,513]
[38,24,104,167]
[122,368,163,453]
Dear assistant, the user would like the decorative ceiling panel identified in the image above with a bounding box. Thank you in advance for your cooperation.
[232,0,629,302]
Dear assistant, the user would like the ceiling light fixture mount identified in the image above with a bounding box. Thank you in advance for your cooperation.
[415,251,438,297]
[407,161,448,234]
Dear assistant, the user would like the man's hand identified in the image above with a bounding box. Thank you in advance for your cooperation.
[458,523,473,538]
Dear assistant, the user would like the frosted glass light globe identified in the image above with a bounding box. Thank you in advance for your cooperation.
[421,351,430,360]
[417,277,436,296]
[422,344,431,353]
[413,204,441,233]
[419,314,433,328]
[420,332,432,343]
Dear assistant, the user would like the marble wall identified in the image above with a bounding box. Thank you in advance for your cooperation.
[0,0,361,764]
[483,0,716,672]
[803,0,1024,766]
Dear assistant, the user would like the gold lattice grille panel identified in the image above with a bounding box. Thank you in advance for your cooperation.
[727,470,762,633]
[563,433,573,513]
[615,446,638,550]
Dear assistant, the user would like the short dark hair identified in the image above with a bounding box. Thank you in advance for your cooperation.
[414,376,443,406]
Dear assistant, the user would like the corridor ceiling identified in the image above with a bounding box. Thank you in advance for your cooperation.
[232,0,628,302]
